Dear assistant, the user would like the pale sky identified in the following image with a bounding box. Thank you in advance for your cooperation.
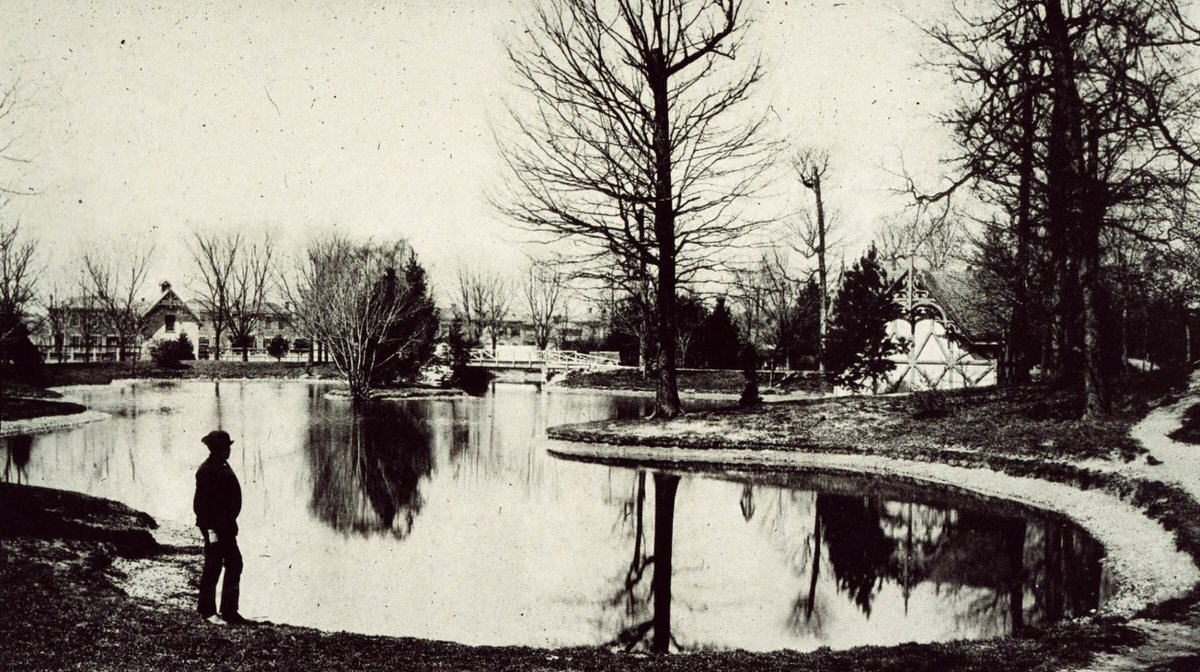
[1,0,956,304]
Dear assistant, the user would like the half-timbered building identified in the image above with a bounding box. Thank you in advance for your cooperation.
[886,268,1003,391]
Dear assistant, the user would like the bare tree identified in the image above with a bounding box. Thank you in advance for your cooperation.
[282,237,433,402]
[0,223,37,349]
[82,248,153,363]
[498,0,778,418]
[790,148,839,379]
[0,78,35,210]
[875,203,964,272]
[481,275,513,352]
[923,0,1200,418]
[225,236,275,361]
[455,267,512,350]
[523,261,566,350]
[188,232,237,361]
[732,250,798,367]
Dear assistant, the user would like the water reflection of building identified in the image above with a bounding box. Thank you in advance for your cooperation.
[305,404,433,537]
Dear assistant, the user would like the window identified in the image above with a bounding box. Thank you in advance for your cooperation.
[165,315,176,333]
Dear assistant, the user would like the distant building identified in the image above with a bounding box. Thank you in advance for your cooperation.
[885,268,1003,390]
[482,313,610,349]
[37,282,316,363]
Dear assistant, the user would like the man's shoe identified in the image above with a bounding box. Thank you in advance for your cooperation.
[204,614,224,625]
[220,612,255,625]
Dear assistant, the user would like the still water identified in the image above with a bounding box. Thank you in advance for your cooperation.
[1,380,1108,652]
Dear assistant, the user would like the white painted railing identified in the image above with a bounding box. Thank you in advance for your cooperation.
[467,348,621,370]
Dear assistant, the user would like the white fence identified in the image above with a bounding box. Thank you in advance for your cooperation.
[468,348,621,370]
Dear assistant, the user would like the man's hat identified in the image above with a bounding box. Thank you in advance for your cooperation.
[201,430,234,448]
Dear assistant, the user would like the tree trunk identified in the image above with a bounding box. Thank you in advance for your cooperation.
[1005,50,1036,386]
[651,473,679,653]
[814,175,828,384]
[649,55,682,418]
[213,325,223,361]
[1044,0,1099,413]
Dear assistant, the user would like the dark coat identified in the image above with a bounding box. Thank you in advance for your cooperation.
[194,457,242,535]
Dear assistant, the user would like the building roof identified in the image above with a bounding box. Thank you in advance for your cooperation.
[892,268,1005,345]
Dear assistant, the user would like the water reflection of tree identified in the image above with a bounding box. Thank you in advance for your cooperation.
[815,493,897,617]
[605,472,679,654]
[2,435,32,484]
[306,404,433,538]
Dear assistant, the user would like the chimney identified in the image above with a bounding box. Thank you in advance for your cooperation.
[161,281,171,293]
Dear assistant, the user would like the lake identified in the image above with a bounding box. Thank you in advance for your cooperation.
[1,380,1108,652]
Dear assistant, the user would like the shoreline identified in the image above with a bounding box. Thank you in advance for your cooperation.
[0,409,110,437]
[547,440,1199,618]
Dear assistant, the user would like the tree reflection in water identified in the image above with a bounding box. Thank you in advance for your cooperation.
[785,491,1104,635]
[306,403,433,538]
[2,435,33,484]
[605,472,679,653]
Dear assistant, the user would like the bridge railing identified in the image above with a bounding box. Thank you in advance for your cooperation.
[468,348,621,370]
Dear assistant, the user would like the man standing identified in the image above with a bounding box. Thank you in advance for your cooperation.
[193,430,249,624]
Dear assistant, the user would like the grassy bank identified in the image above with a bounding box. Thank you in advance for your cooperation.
[556,368,824,395]
[11,361,341,387]
[549,373,1178,462]
[1,382,87,422]
[0,483,1139,671]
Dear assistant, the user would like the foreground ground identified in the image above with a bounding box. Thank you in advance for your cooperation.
[3,370,1199,669]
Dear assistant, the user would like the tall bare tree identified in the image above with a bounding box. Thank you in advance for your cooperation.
[189,232,236,360]
[499,0,778,418]
[924,0,1200,418]
[189,231,275,361]
[82,248,153,362]
[225,236,275,361]
[480,275,513,352]
[790,148,838,379]
[523,261,566,350]
[455,268,511,350]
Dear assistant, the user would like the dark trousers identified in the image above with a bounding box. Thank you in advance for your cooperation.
[198,531,242,616]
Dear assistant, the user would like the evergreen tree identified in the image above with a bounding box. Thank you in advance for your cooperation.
[826,247,903,391]
[698,296,742,369]
[391,253,439,378]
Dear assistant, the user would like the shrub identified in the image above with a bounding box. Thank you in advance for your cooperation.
[150,334,194,368]
[910,389,954,420]
[266,334,290,361]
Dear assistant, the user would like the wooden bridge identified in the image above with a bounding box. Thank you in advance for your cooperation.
[467,348,622,371]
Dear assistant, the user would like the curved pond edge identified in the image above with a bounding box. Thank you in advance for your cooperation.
[547,440,1200,619]
[0,410,110,438]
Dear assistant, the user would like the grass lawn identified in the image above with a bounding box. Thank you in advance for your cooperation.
[557,367,824,395]
[550,372,1180,463]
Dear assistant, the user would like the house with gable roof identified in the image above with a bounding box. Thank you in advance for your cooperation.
[885,267,1004,391]
[141,281,203,351]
